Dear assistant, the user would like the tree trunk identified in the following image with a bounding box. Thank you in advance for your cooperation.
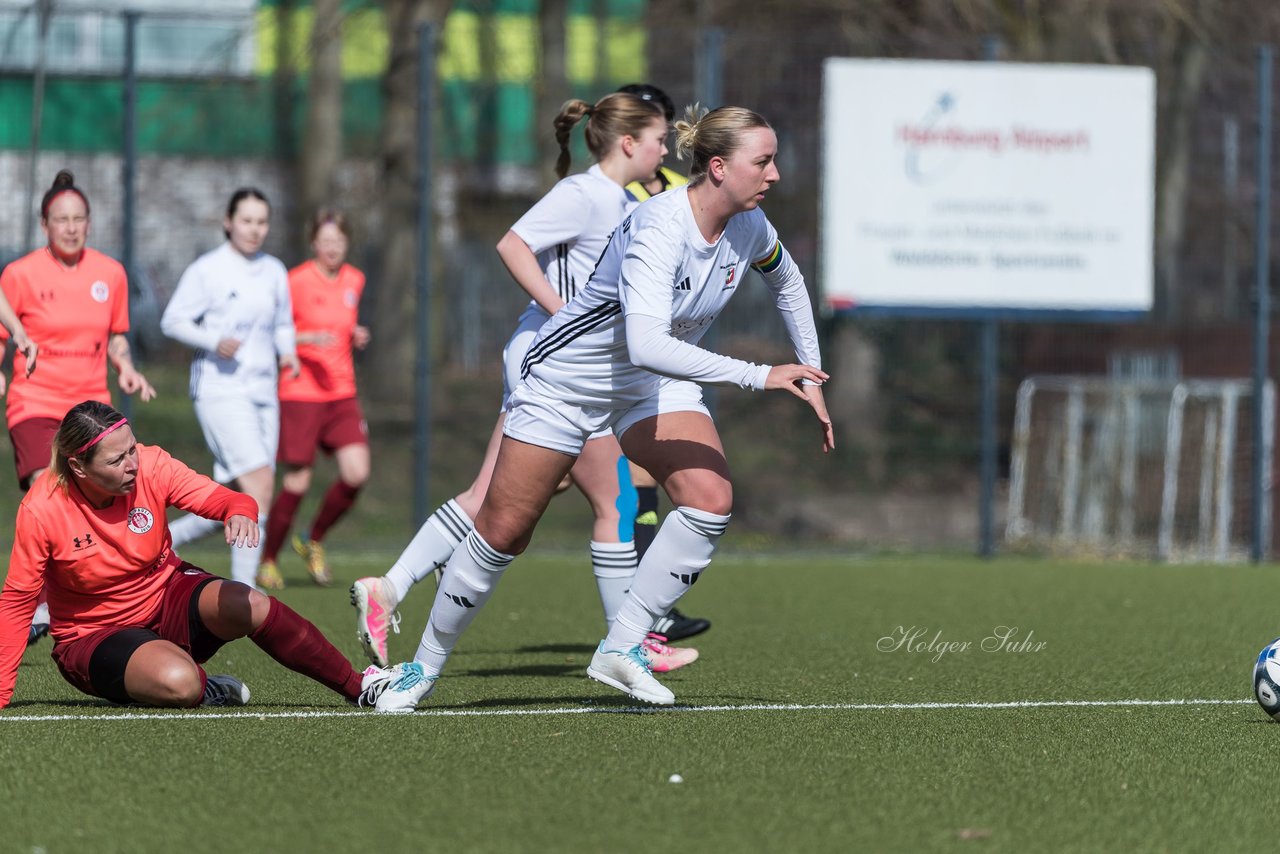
[539,0,569,183]
[298,0,345,253]
[273,1,298,165]
[1153,21,1209,322]
[365,0,451,407]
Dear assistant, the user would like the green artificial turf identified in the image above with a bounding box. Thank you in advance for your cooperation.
[2,549,1277,852]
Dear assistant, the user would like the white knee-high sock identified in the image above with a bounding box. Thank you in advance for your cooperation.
[590,540,638,630]
[230,514,269,588]
[605,506,730,650]
[414,530,513,677]
[384,499,474,605]
[169,513,223,548]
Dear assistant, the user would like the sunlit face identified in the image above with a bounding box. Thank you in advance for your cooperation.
[224,197,270,257]
[312,222,349,273]
[628,116,671,185]
[70,425,140,501]
[42,193,90,264]
[714,126,780,212]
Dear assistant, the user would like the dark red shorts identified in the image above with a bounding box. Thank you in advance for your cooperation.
[9,417,60,489]
[278,397,368,467]
[50,564,229,703]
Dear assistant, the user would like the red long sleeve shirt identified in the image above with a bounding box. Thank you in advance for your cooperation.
[0,444,257,707]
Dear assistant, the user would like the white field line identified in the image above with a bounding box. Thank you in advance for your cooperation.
[0,697,1256,723]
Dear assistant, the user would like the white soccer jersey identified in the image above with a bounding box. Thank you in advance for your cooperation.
[510,163,636,308]
[161,241,296,404]
[519,185,821,407]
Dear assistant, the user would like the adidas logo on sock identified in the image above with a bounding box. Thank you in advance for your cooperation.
[445,593,476,608]
[669,571,701,586]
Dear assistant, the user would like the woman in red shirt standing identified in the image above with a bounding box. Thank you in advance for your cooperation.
[1,170,156,645]
[1,170,155,488]
[260,209,370,586]
[0,400,396,710]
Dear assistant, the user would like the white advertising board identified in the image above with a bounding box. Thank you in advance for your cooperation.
[822,58,1154,315]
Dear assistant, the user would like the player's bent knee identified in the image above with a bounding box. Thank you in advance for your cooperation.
[473,522,531,557]
[665,474,732,517]
[678,489,732,518]
[246,589,274,629]
[150,661,205,707]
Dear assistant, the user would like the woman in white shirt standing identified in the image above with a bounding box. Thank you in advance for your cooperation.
[350,92,701,671]
[161,188,300,591]
[376,105,833,712]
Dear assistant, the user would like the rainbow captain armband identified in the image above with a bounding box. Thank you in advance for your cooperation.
[751,241,784,274]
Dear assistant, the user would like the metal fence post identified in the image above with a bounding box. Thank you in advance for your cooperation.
[23,0,52,253]
[1253,44,1273,563]
[696,28,724,110]
[697,27,725,416]
[978,34,1002,559]
[121,10,139,422]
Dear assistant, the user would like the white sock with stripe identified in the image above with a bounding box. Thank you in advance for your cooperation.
[604,506,730,651]
[590,540,638,630]
[414,530,513,677]
[384,499,474,605]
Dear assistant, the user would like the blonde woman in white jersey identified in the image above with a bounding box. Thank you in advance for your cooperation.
[161,188,300,591]
[351,92,697,672]
[376,106,832,711]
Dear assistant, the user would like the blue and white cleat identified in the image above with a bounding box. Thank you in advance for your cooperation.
[587,643,675,706]
[374,662,438,713]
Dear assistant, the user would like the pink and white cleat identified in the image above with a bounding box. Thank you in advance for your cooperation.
[350,577,401,668]
[641,632,699,673]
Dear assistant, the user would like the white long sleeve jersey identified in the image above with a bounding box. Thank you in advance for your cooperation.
[507,163,636,332]
[161,242,296,403]
[519,185,822,407]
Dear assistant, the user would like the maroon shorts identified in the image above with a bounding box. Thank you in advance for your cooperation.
[278,397,368,467]
[9,417,60,489]
[50,564,229,704]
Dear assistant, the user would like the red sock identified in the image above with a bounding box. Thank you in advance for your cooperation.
[263,490,304,561]
[309,481,361,542]
[250,597,362,700]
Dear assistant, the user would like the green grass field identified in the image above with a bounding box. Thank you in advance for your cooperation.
[2,547,1277,852]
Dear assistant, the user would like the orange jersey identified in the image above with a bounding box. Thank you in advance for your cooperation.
[0,247,130,426]
[279,262,365,402]
[0,444,257,707]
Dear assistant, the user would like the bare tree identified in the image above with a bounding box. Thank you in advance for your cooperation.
[539,0,570,182]
[365,0,451,406]
[1151,12,1209,321]
[298,0,346,251]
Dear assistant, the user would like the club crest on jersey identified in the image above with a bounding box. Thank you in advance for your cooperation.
[90,281,110,303]
[344,290,358,308]
[127,507,155,534]
[723,265,737,286]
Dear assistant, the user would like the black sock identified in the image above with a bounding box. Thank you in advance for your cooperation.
[634,486,659,562]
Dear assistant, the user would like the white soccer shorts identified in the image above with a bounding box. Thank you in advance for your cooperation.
[503,375,709,457]
[193,395,279,483]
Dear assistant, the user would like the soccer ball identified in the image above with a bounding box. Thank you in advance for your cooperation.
[1254,638,1280,719]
